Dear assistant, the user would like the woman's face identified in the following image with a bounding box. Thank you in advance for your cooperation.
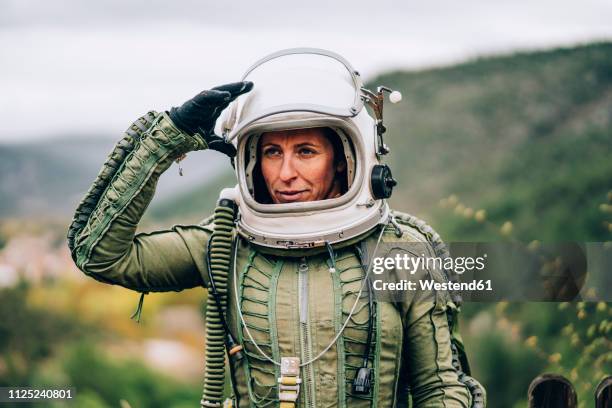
[260,128,345,204]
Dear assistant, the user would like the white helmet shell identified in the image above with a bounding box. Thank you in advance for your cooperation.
[216,48,390,249]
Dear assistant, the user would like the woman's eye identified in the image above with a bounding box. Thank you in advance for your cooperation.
[298,148,316,156]
[263,148,281,157]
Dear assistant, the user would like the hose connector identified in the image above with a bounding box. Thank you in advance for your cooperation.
[352,367,372,394]
[226,333,244,361]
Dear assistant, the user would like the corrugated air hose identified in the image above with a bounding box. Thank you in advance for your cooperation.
[201,199,241,408]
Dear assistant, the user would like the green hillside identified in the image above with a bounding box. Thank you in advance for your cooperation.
[151,42,612,241]
[381,41,612,241]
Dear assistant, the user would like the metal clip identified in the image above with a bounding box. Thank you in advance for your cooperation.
[389,216,404,237]
[357,198,376,208]
[360,86,402,155]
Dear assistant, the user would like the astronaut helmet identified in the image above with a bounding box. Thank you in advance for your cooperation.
[215,48,400,249]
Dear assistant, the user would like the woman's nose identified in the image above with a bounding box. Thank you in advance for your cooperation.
[279,156,297,182]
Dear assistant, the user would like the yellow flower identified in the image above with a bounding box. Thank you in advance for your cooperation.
[495,301,508,315]
[527,240,540,251]
[454,203,466,215]
[497,317,510,330]
[548,353,562,364]
[500,221,513,236]
[475,209,487,223]
[577,309,586,320]
[525,336,537,348]
[570,368,578,381]
[463,207,474,218]
[448,194,459,206]
[596,302,606,312]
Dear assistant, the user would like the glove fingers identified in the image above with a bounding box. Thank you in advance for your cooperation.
[170,82,252,158]
[191,90,232,107]
[212,81,254,101]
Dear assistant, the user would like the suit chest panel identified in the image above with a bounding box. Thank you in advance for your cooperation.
[228,245,403,407]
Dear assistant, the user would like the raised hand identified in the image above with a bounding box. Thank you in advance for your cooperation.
[169,81,253,157]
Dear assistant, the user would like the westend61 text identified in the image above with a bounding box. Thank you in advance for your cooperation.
[372,279,493,292]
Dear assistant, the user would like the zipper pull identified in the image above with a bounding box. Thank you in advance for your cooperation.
[298,258,309,324]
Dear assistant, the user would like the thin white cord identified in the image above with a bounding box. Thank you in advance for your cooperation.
[233,222,388,367]
[233,241,281,366]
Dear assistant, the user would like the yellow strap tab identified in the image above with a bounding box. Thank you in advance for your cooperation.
[280,377,299,386]
[278,357,301,406]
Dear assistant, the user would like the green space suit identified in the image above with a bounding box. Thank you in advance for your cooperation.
[68,111,485,407]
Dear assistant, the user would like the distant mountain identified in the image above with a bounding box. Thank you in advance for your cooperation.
[0,137,115,217]
[0,135,229,219]
[151,42,612,241]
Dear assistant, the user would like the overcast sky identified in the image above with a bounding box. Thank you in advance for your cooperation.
[1,0,612,142]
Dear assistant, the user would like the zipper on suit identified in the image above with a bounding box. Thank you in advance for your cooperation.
[298,257,316,408]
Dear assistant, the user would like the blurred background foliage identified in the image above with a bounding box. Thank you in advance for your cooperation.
[0,42,610,407]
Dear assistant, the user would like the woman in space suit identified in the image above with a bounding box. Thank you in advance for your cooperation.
[68,49,485,408]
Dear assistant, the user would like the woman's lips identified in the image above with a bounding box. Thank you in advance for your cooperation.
[276,190,308,202]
